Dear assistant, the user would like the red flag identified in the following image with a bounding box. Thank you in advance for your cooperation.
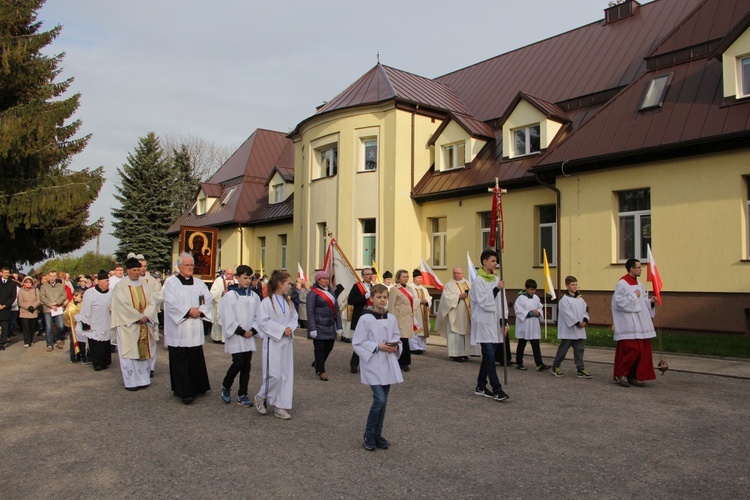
[420,259,444,290]
[488,185,504,250]
[646,244,663,306]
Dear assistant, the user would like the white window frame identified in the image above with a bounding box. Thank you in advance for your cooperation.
[480,212,492,250]
[317,223,327,268]
[360,137,378,172]
[314,144,338,179]
[430,217,447,268]
[197,194,207,215]
[746,177,750,257]
[441,142,466,171]
[359,218,376,267]
[738,56,750,98]
[279,234,287,270]
[271,182,284,204]
[538,205,557,267]
[258,237,266,269]
[617,189,651,262]
[512,124,541,157]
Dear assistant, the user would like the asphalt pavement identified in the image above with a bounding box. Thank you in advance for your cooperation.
[1,331,748,499]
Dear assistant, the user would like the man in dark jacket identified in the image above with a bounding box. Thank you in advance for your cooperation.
[0,267,18,350]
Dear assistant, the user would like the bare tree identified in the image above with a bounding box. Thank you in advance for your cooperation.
[162,133,234,181]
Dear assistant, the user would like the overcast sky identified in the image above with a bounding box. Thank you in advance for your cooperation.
[36,0,639,261]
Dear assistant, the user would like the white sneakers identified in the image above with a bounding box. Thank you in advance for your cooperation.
[254,395,267,414]
[274,408,291,420]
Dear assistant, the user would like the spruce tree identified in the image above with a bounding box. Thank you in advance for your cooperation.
[112,132,177,272]
[0,0,104,266]
[172,143,200,214]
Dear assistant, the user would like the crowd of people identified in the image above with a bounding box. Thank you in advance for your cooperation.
[0,250,658,450]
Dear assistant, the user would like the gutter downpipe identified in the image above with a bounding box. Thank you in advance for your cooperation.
[237,224,244,264]
[535,171,562,297]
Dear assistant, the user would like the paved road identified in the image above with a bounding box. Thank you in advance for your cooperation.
[1,334,748,499]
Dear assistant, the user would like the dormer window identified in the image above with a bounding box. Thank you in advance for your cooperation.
[513,124,540,157]
[197,194,207,215]
[271,182,285,204]
[640,74,672,111]
[442,141,465,171]
[739,56,750,97]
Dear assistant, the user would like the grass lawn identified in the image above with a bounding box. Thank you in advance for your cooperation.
[429,318,750,358]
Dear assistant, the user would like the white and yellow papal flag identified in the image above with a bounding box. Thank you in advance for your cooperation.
[543,249,556,300]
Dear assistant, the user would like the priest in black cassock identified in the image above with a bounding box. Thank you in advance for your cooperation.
[163,252,213,404]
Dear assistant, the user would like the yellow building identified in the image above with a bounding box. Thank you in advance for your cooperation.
[170,0,750,333]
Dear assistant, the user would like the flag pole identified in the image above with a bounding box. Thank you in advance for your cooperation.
[491,178,508,386]
[544,294,548,341]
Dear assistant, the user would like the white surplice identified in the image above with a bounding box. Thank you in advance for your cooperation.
[557,294,588,340]
[255,295,298,410]
[162,276,213,348]
[210,276,237,342]
[353,311,404,387]
[611,278,656,341]
[514,293,543,340]
[220,287,260,354]
[469,275,508,345]
[76,287,113,342]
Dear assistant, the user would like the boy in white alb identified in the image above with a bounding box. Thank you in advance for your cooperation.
[219,265,261,406]
[550,276,591,378]
[353,284,403,451]
[514,279,550,372]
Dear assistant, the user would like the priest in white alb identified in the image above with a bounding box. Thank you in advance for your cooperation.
[136,254,163,377]
[435,267,479,361]
[111,258,159,391]
[163,252,213,405]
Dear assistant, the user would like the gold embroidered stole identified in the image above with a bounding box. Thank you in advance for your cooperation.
[128,284,151,360]
[416,288,430,338]
[457,281,471,322]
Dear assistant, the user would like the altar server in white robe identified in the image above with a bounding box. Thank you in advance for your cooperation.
[435,267,479,361]
[111,258,159,391]
[353,284,403,451]
[407,269,431,354]
[513,279,550,371]
[77,270,114,371]
[210,267,237,343]
[470,250,510,401]
[219,265,260,406]
[254,270,298,420]
[163,252,213,405]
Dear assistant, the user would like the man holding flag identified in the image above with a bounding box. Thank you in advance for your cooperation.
[611,258,657,387]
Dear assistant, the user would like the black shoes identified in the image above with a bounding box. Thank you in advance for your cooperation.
[375,436,390,449]
[363,434,376,451]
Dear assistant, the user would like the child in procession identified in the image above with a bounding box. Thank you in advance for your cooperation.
[255,270,298,420]
[551,276,592,378]
[352,284,403,451]
[514,279,550,371]
[220,265,261,406]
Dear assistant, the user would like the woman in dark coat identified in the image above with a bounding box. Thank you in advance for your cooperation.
[306,271,342,381]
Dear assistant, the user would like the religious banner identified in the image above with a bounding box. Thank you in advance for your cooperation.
[178,226,218,281]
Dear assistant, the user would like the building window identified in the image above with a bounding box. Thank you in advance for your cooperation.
[513,124,540,157]
[480,212,492,250]
[431,217,447,268]
[271,182,284,204]
[538,205,557,266]
[442,142,465,171]
[258,237,266,270]
[314,144,337,179]
[361,138,377,171]
[359,218,376,267]
[197,195,207,215]
[740,57,750,97]
[617,189,651,261]
[640,74,671,111]
[279,234,287,270]
[317,223,327,268]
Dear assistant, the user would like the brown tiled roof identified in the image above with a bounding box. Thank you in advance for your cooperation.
[199,182,223,198]
[290,64,472,136]
[166,129,294,235]
[413,0,706,200]
[434,0,704,123]
[250,192,294,224]
[535,0,750,172]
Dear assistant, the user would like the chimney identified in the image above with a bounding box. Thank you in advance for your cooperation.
[605,0,640,24]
